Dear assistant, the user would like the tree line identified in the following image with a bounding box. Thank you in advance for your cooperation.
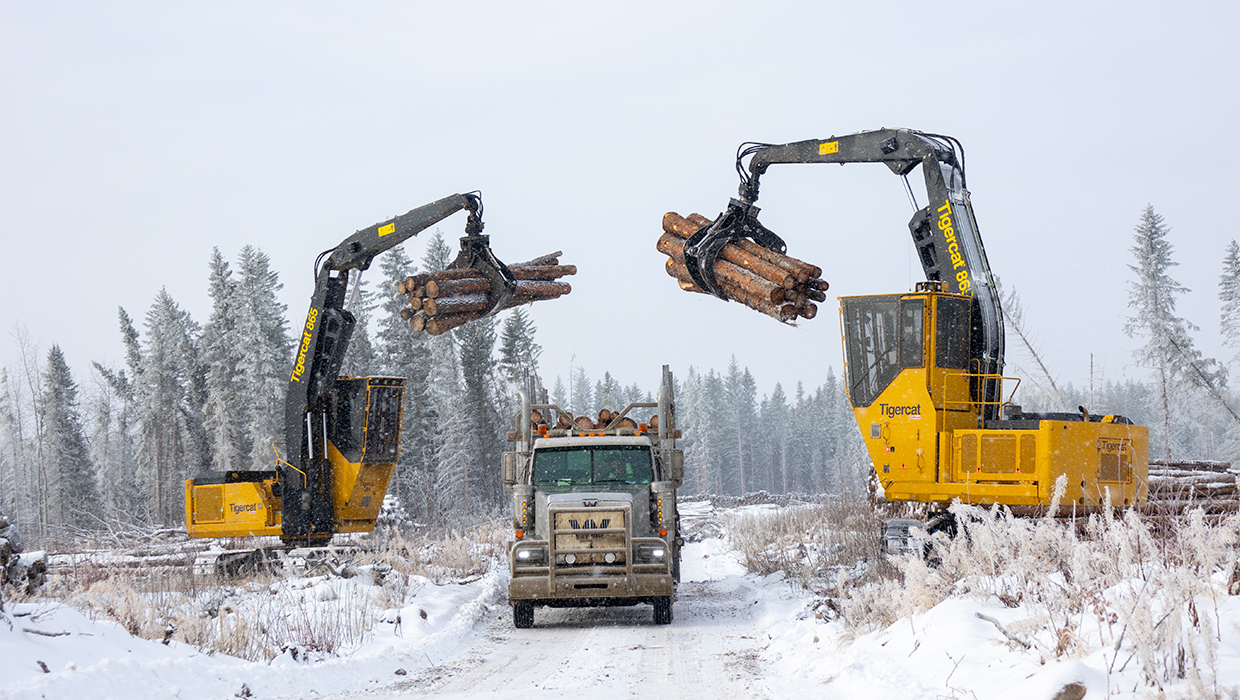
[1,207,1238,543]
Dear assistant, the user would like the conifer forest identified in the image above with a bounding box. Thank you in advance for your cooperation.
[3,209,1239,546]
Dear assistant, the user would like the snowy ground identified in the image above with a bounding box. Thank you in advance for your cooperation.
[3,501,1238,700]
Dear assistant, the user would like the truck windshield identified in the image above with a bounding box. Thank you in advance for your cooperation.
[533,445,654,486]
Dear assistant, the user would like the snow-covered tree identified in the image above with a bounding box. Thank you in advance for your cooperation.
[1220,239,1240,364]
[1124,206,1224,459]
[570,366,591,418]
[593,372,622,417]
[341,269,378,377]
[549,375,567,410]
[375,246,440,522]
[40,345,100,529]
[234,246,291,471]
[497,307,542,412]
[200,248,247,471]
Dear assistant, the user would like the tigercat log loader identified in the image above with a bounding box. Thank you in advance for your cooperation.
[185,193,521,573]
[681,129,1149,544]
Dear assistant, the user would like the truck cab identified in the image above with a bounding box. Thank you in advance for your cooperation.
[503,366,683,628]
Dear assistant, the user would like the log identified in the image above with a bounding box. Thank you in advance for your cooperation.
[807,278,829,292]
[799,302,818,320]
[407,297,423,311]
[424,293,491,317]
[663,213,796,289]
[409,314,426,332]
[665,257,784,307]
[804,286,827,303]
[513,280,571,298]
[687,213,822,283]
[510,251,563,268]
[426,310,486,336]
[426,277,490,298]
[658,232,787,304]
[400,306,415,321]
[664,255,796,324]
[510,265,578,280]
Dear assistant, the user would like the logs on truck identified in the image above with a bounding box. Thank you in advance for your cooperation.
[396,251,574,336]
[657,212,827,325]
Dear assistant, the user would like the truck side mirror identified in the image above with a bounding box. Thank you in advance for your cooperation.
[670,449,684,483]
[502,452,516,487]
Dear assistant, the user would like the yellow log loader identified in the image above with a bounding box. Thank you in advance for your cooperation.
[679,129,1149,547]
[184,193,522,574]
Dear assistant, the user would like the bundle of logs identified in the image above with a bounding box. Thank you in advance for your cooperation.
[1147,460,1239,515]
[396,252,574,336]
[658,212,828,325]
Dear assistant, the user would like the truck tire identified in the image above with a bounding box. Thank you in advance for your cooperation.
[513,600,534,629]
[652,596,673,625]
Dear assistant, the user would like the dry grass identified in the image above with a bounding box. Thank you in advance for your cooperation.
[726,495,892,591]
[36,518,508,662]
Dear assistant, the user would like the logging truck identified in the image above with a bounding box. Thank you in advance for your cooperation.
[503,366,683,628]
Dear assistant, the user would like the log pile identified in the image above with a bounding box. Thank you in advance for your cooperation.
[1147,460,1239,514]
[657,212,827,325]
[396,252,574,336]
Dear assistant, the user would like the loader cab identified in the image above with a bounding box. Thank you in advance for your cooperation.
[329,377,405,464]
[840,283,975,415]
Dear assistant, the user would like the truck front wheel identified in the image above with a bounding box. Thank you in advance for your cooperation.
[513,600,534,629]
[653,596,673,625]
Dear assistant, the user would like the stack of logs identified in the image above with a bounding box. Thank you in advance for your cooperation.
[396,252,574,336]
[1147,460,1239,515]
[658,212,828,325]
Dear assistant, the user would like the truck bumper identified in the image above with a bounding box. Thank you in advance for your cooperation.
[509,571,675,604]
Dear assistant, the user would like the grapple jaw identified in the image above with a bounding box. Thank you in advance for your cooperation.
[448,232,518,317]
[682,198,787,300]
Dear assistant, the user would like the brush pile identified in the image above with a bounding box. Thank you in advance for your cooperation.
[658,212,827,325]
[395,252,574,336]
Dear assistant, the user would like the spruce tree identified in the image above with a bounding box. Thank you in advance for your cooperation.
[375,246,439,522]
[497,307,542,412]
[341,269,378,377]
[1124,206,1223,458]
[1221,240,1240,365]
[570,366,592,418]
[41,346,100,529]
[201,248,247,471]
[235,246,291,471]
[593,372,622,416]
[550,375,568,410]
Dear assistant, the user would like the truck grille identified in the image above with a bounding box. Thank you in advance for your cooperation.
[552,509,626,564]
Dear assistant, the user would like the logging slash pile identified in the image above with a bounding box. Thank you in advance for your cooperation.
[396,252,574,336]
[658,212,828,325]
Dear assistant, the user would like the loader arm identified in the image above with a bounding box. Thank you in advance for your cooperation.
[279,193,486,540]
[693,128,1004,423]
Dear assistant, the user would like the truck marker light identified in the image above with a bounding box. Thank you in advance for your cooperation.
[604,553,616,563]
[564,553,577,564]
[515,530,524,538]
[660,528,667,536]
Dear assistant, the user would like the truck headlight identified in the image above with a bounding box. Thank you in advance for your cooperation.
[514,546,545,565]
[636,546,665,562]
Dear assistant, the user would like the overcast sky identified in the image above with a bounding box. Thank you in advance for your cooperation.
[2,1,1237,404]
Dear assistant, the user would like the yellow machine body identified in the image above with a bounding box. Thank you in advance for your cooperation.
[841,288,1148,513]
[184,376,403,541]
